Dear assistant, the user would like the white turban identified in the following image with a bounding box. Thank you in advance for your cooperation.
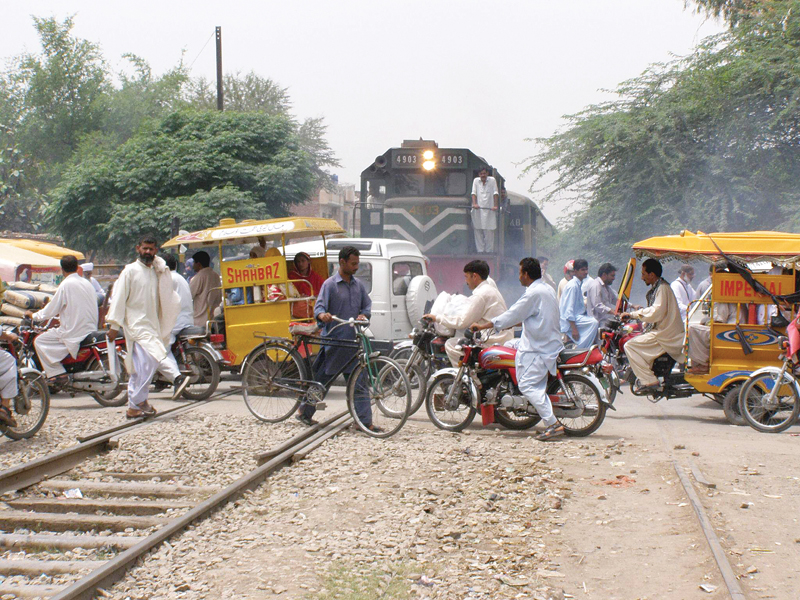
[83,262,94,272]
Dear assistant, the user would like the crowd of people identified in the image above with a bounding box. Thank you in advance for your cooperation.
[1,229,754,437]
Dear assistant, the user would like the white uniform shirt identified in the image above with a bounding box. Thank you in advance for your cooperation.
[470,176,498,231]
[670,277,696,322]
[171,271,194,332]
[33,273,99,357]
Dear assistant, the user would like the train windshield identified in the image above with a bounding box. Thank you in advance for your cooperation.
[391,172,467,197]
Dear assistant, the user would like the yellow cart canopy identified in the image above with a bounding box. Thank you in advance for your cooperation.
[161,217,346,250]
[0,239,85,261]
[632,231,800,263]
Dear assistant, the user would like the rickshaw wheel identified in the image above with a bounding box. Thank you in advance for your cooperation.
[722,384,746,426]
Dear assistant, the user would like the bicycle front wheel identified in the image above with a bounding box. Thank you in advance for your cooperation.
[739,370,800,433]
[347,356,411,438]
[5,371,50,440]
[243,343,310,423]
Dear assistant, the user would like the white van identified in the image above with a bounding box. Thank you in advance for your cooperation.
[282,238,436,351]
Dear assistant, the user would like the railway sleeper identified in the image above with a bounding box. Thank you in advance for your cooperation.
[0,583,66,598]
[0,533,143,551]
[37,479,218,498]
[0,510,166,532]
[0,558,106,576]
[5,498,194,516]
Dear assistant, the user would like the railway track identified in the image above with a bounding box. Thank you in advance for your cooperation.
[0,387,353,599]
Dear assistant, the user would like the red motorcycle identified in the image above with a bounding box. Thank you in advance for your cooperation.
[424,329,610,435]
[19,319,128,407]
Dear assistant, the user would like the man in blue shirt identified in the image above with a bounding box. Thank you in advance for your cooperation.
[297,246,373,428]
[559,258,599,348]
[472,257,565,441]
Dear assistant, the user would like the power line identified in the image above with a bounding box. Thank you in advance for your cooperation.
[188,30,215,71]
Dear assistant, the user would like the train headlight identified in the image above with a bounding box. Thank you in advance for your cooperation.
[422,149,435,170]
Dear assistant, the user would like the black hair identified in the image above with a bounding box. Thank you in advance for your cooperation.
[338,246,360,263]
[463,260,490,280]
[573,258,589,271]
[597,262,617,277]
[520,257,541,281]
[61,255,79,273]
[642,258,663,278]
[537,256,549,263]
[193,251,211,268]
[164,254,178,271]
[138,233,158,246]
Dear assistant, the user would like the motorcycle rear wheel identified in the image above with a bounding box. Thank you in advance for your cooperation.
[550,373,607,437]
[425,373,476,432]
[178,347,221,400]
[493,407,541,430]
[87,355,128,407]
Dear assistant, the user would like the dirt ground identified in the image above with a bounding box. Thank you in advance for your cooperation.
[15,385,800,600]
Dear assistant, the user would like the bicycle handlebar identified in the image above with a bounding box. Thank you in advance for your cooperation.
[328,315,370,333]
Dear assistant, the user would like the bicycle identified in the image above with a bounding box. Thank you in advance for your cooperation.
[242,316,412,438]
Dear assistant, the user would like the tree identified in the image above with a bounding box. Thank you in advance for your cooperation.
[524,0,800,266]
[12,16,110,166]
[49,110,318,255]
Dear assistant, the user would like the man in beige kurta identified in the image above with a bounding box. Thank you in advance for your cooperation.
[621,259,685,390]
[424,261,513,366]
[189,251,222,327]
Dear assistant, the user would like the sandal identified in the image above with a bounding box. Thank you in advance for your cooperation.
[0,405,17,428]
[536,423,565,441]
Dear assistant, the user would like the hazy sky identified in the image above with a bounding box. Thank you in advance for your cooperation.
[3,1,723,224]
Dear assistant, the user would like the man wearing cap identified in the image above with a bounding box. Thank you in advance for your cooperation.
[557,260,574,302]
[82,263,105,306]
[25,255,98,384]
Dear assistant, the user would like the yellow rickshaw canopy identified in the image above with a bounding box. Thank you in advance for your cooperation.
[161,217,346,250]
[632,231,800,263]
[0,238,85,261]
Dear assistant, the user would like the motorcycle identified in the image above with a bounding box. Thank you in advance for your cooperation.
[389,317,451,414]
[18,319,128,407]
[600,318,695,401]
[0,326,50,439]
[424,329,610,435]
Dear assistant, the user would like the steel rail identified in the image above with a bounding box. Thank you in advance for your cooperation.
[51,415,353,600]
[652,403,748,600]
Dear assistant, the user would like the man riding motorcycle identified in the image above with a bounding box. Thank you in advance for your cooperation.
[24,255,99,384]
[423,260,512,366]
[619,258,685,393]
[472,257,565,441]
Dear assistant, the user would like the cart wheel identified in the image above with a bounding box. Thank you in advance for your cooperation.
[722,384,745,426]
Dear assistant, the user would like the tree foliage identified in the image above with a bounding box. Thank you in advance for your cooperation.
[525,0,800,267]
[49,110,317,255]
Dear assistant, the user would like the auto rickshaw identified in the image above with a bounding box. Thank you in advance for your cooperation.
[610,230,798,423]
[162,217,345,369]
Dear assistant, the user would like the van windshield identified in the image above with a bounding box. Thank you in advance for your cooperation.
[327,262,373,294]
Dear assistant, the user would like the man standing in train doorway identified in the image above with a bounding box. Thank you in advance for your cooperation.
[471,167,499,253]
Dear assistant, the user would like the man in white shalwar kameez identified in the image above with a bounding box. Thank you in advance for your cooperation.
[559,259,599,348]
[423,260,512,366]
[106,236,188,419]
[26,255,98,381]
[670,264,696,324]
[155,254,195,384]
[473,257,566,441]
[470,168,499,253]
[621,259,686,392]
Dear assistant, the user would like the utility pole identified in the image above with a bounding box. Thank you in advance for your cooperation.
[215,26,223,111]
